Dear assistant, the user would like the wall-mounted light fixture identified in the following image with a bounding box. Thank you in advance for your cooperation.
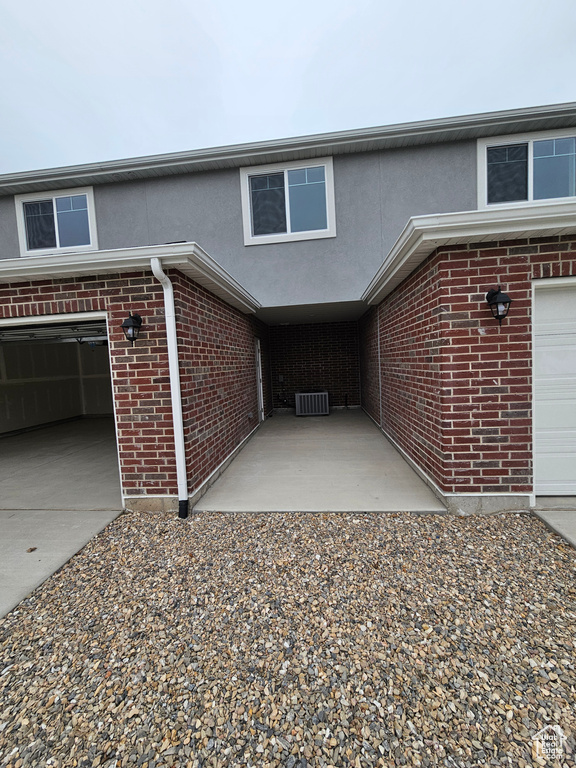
[121,313,143,345]
[485,287,512,326]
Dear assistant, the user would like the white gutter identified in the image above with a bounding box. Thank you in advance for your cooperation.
[150,257,189,519]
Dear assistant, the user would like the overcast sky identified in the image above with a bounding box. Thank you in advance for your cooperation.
[0,0,574,174]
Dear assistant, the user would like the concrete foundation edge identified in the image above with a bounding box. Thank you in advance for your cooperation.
[442,494,531,516]
[123,492,533,516]
[123,496,179,514]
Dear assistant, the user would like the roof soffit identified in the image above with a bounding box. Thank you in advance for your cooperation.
[2,205,576,324]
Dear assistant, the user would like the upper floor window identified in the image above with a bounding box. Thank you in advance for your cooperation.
[478,130,576,208]
[15,187,98,256]
[240,157,336,245]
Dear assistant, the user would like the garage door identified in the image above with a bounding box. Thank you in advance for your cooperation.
[534,283,576,495]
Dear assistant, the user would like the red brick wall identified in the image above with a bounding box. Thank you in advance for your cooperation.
[360,252,446,483]
[270,321,360,409]
[359,306,380,423]
[0,269,270,501]
[171,271,270,492]
[360,236,576,495]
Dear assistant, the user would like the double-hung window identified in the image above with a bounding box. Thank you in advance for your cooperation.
[15,187,98,256]
[478,130,576,207]
[240,158,336,245]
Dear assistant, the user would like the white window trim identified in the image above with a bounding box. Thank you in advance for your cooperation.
[477,127,576,210]
[14,186,98,257]
[240,157,336,246]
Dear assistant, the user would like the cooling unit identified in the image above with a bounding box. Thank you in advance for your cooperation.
[295,391,329,416]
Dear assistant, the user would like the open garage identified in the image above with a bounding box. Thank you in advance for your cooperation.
[0,316,122,511]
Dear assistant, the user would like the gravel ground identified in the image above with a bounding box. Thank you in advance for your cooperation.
[0,511,575,768]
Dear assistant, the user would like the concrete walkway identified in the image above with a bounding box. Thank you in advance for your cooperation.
[195,409,446,513]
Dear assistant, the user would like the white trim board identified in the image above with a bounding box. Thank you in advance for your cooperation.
[0,242,261,315]
[2,102,575,196]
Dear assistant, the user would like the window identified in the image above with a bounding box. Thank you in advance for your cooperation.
[478,130,576,207]
[534,137,576,200]
[240,158,336,245]
[486,144,528,203]
[15,187,98,256]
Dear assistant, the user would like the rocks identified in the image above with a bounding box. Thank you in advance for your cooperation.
[0,511,575,767]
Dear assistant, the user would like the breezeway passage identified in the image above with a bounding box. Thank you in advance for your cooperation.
[194,409,446,513]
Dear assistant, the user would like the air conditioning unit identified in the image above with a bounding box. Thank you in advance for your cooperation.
[295,391,329,416]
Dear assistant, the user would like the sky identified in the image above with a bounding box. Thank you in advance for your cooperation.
[0,0,575,174]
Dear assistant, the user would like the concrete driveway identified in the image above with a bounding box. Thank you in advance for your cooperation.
[0,509,121,617]
[0,418,123,617]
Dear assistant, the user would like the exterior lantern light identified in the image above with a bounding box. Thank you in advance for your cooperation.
[485,287,512,326]
[121,313,143,345]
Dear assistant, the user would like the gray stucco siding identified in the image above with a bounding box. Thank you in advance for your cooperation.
[0,197,20,260]
[147,169,243,252]
[95,168,244,255]
[94,181,151,250]
[377,140,477,257]
[1,140,477,307]
[90,140,477,306]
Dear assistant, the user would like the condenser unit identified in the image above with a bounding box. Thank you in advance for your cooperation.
[295,391,329,416]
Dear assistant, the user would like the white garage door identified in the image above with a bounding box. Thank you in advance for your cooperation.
[534,282,576,495]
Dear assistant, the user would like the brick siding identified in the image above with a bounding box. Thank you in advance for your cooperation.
[359,306,380,423]
[1,269,270,501]
[171,271,270,492]
[360,236,576,495]
[5,236,574,504]
[270,321,360,409]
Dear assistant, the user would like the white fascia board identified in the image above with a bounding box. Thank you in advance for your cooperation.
[363,201,576,306]
[0,242,261,314]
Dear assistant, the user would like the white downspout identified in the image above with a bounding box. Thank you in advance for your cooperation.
[150,257,189,518]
